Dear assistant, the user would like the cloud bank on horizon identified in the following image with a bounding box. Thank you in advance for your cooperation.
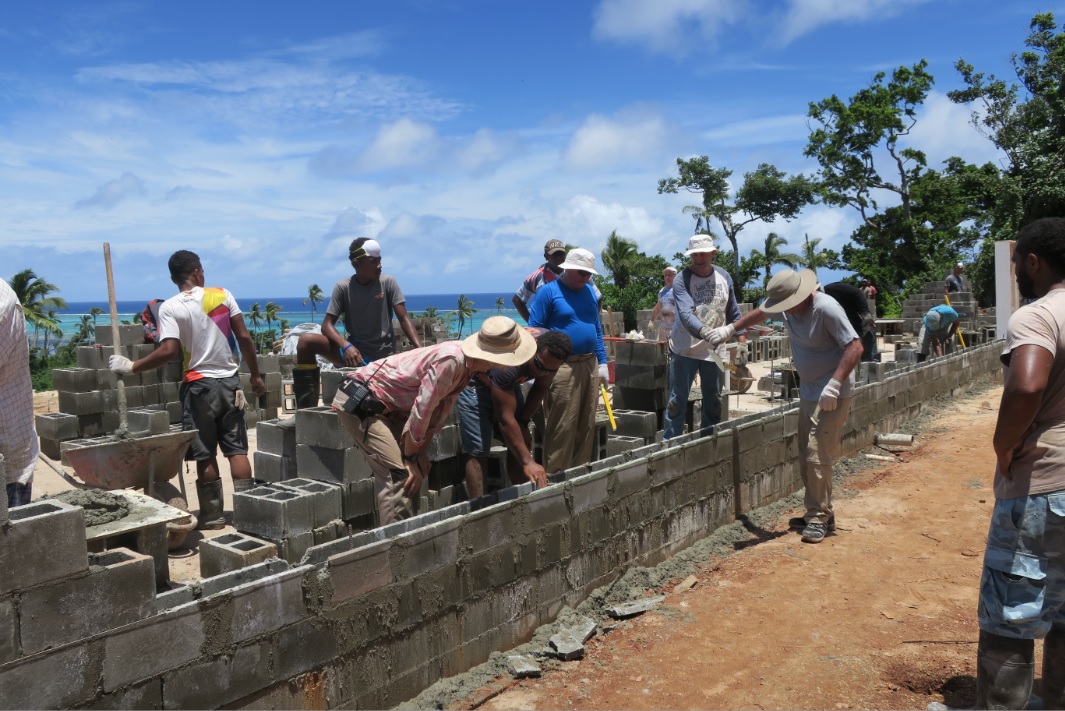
[0,0,1034,302]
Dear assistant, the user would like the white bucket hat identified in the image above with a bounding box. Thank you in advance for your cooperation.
[461,316,537,367]
[760,269,820,313]
[559,248,599,275]
[685,234,718,256]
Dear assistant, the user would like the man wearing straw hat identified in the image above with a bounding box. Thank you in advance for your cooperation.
[711,269,862,543]
[333,316,536,525]
[528,248,608,473]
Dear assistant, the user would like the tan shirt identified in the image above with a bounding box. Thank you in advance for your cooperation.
[995,288,1065,499]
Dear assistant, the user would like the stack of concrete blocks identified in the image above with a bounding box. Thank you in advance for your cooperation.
[747,332,791,363]
[858,361,899,384]
[291,406,375,529]
[0,342,1007,709]
[900,280,978,336]
[232,478,343,564]
[607,409,657,456]
[238,353,285,428]
[611,340,669,420]
[33,412,80,461]
[254,416,298,483]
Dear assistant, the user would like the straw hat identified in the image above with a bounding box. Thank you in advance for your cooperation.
[685,234,718,255]
[558,248,599,275]
[761,269,820,313]
[461,316,537,366]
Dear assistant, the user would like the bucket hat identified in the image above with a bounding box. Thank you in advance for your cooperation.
[685,234,718,256]
[558,248,599,275]
[461,316,537,367]
[761,269,820,313]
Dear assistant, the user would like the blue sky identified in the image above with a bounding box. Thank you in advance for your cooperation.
[1,0,1055,302]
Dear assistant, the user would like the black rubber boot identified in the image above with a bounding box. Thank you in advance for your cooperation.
[292,366,320,409]
[195,478,226,530]
[976,630,1035,710]
[1041,626,1065,711]
[232,477,256,493]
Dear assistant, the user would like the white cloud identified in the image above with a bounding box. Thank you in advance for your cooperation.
[592,0,743,55]
[702,114,809,148]
[552,195,664,249]
[73,172,146,210]
[564,111,672,171]
[357,119,439,172]
[905,91,1003,169]
[454,129,518,177]
[778,0,931,44]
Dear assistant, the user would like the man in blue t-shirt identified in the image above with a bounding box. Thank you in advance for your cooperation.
[528,248,608,473]
[917,304,960,362]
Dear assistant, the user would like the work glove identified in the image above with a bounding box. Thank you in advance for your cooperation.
[234,390,250,412]
[108,355,134,375]
[818,378,842,412]
[598,363,610,384]
[736,345,749,367]
[702,324,736,347]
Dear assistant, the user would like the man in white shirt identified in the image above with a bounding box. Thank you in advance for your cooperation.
[0,279,39,508]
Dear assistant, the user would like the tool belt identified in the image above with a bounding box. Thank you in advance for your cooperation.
[333,378,387,418]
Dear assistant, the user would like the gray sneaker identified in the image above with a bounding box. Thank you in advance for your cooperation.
[789,515,835,532]
[801,521,828,543]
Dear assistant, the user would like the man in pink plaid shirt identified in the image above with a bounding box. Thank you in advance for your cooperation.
[333,317,536,525]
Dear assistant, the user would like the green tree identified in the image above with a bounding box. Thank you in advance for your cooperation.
[796,234,842,282]
[422,306,439,321]
[658,158,816,272]
[495,297,504,313]
[74,315,94,345]
[600,230,639,289]
[279,318,290,334]
[455,295,476,338]
[597,249,671,330]
[714,249,765,305]
[247,302,263,351]
[264,302,282,333]
[759,232,801,290]
[89,306,103,329]
[9,269,66,346]
[304,284,325,323]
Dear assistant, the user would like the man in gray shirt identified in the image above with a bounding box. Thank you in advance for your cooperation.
[710,269,862,543]
[293,237,421,408]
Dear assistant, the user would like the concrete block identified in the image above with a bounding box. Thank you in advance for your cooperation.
[0,499,88,595]
[0,642,98,709]
[327,539,394,605]
[198,532,278,578]
[126,408,169,435]
[0,595,16,666]
[341,477,376,520]
[426,425,460,461]
[612,386,667,411]
[276,618,340,680]
[320,367,359,407]
[162,639,273,710]
[58,389,106,416]
[51,367,97,393]
[613,409,658,441]
[606,434,643,457]
[549,631,584,660]
[265,531,314,565]
[94,323,143,346]
[33,411,81,441]
[390,516,461,579]
[252,450,296,483]
[606,594,666,618]
[295,443,373,485]
[219,564,310,643]
[613,340,668,366]
[526,484,570,529]
[295,406,355,450]
[233,485,316,539]
[275,478,344,527]
[508,655,542,678]
[570,470,609,515]
[613,363,668,389]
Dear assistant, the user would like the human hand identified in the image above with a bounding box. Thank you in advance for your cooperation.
[523,462,548,490]
[108,355,134,375]
[598,363,610,383]
[341,344,363,367]
[818,378,842,412]
[250,375,266,397]
[703,324,736,347]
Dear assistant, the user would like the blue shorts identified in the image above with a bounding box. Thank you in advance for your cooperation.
[456,382,524,457]
[978,491,1065,638]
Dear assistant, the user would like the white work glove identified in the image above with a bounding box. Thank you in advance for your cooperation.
[108,355,134,375]
[818,378,842,412]
[598,363,610,384]
[234,390,250,412]
[702,324,736,347]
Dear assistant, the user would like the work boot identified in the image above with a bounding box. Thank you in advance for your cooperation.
[1041,626,1065,710]
[292,365,321,409]
[195,479,226,530]
[975,629,1034,710]
[232,477,256,493]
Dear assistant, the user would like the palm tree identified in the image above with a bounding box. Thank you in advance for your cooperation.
[278,319,290,334]
[89,306,104,328]
[797,234,838,282]
[422,306,439,322]
[304,284,325,323]
[496,297,504,313]
[75,315,94,345]
[9,269,66,347]
[264,302,282,333]
[455,295,476,338]
[600,230,638,289]
[761,233,801,291]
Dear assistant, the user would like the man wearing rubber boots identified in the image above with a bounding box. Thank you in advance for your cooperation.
[712,269,862,544]
[332,316,536,525]
[109,250,265,529]
[292,237,421,408]
[967,217,1065,709]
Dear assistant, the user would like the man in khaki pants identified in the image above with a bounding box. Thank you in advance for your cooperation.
[710,269,862,543]
[332,316,536,525]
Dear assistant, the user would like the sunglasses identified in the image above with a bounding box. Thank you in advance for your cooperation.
[533,355,559,373]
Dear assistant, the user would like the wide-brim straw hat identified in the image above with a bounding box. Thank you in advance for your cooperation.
[761,269,820,313]
[461,316,537,367]
[558,248,599,275]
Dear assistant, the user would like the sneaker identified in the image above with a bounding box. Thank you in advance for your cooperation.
[801,522,827,543]
[789,515,836,531]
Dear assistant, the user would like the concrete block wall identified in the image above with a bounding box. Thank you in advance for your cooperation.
[1,341,1003,709]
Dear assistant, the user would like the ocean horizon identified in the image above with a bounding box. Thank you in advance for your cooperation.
[42,292,520,344]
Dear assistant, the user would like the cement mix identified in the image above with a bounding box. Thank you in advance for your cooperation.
[50,489,130,526]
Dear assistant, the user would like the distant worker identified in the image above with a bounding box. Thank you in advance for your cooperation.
[860,278,877,316]
[458,329,572,498]
[945,262,965,295]
[649,266,678,342]
[109,250,266,529]
[333,316,535,524]
[513,239,602,324]
[712,269,862,543]
[528,248,608,473]
[917,304,960,362]
[970,217,1065,709]
[0,279,39,507]
[823,281,877,362]
[293,238,421,408]
[664,234,745,440]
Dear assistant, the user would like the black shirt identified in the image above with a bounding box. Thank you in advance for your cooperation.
[823,282,869,336]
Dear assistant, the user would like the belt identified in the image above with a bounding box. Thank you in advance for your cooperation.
[567,353,596,363]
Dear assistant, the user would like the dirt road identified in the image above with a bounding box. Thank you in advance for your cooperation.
[428,383,1038,711]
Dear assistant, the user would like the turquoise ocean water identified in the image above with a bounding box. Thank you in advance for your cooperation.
[46,292,519,346]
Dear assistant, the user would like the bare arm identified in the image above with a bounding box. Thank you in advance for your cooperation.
[394,303,422,350]
[321,313,362,366]
[492,385,545,488]
[731,307,771,332]
[231,314,265,395]
[512,295,530,323]
[994,344,1054,477]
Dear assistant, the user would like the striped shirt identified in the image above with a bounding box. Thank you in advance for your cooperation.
[0,280,39,485]
[348,342,472,446]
